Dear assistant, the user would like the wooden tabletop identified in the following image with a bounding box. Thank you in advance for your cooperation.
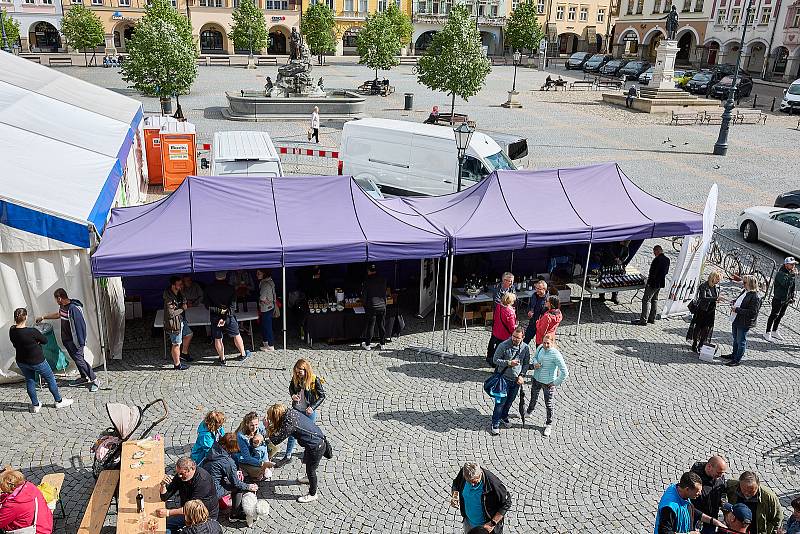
[118,440,167,534]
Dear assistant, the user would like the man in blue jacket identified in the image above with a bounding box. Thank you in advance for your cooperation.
[37,288,97,392]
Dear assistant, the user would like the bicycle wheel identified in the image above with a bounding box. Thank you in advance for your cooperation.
[722,254,742,278]
[707,241,723,266]
[752,270,769,293]
[672,236,684,252]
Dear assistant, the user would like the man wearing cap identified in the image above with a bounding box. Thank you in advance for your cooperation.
[204,271,252,365]
[361,264,388,351]
[715,503,753,533]
[690,455,729,534]
[725,471,783,534]
[764,257,797,343]
[655,472,726,534]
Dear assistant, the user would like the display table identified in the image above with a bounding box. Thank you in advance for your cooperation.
[305,308,397,346]
[153,303,258,358]
[117,439,166,534]
[451,289,533,332]
[582,283,647,322]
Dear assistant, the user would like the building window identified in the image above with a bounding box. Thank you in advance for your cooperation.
[793,11,800,26]
[537,0,544,12]
[579,6,587,19]
[626,0,632,13]
[635,0,643,13]
[597,7,604,20]
[377,0,385,9]
[746,8,754,23]
[759,6,770,22]
[652,0,660,12]
[663,0,670,12]
[567,5,575,18]
[232,0,238,5]
[693,0,702,11]
[91,0,102,5]
[715,7,725,22]
[682,0,689,11]
[359,0,367,10]
[41,0,53,4]
[72,0,82,4]
[730,7,740,23]
[118,0,129,5]
[556,4,564,18]
[343,0,352,9]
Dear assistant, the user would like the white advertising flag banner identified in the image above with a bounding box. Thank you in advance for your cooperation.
[661,184,719,318]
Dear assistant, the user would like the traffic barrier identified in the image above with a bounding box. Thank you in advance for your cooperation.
[276,146,339,158]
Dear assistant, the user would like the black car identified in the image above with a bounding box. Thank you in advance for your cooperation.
[583,54,613,73]
[618,61,651,81]
[713,63,737,76]
[775,190,800,209]
[685,70,726,95]
[599,59,629,76]
[565,52,592,70]
[710,75,753,99]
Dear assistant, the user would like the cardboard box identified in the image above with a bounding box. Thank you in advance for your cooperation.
[483,311,494,322]
[558,288,571,306]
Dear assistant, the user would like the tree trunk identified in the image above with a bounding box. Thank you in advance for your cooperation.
[83,49,87,67]
[375,67,378,80]
[450,92,456,125]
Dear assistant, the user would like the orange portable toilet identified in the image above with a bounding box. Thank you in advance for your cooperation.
[160,121,197,192]
[143,116,176,186]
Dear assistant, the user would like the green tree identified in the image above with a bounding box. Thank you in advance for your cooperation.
[384,2,412,48]
[229,0,267,56]
[1,9,21,48]
[416,4,490,121]
[121,0,197,112]
[300,2,335,64]
[61,5,105,66]
[505,0,543,54]
[357,12,399,80]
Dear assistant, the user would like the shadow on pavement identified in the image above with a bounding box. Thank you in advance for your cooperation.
[374,407,486,433]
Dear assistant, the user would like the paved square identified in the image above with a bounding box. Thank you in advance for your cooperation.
[1,63,798,533]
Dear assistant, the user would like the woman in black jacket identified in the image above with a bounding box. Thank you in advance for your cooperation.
[723,275,762,367]
[266,403,329,504]
[280,358,326,463]
[8,307,72,412]
[451,462,512,533]
[200,433,258,522]
[687,272,721,352]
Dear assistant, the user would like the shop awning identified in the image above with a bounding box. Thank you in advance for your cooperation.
[91,175,450,277]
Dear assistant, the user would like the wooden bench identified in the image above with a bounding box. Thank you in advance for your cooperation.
[491,56,508,66]
[568,80,595,91]
[597,79,623,90]
[196,57,207,66]
[398,56,418,65]
[40,472,66,519]
[701,110,723,125]
[734,109,767,125]
[670,111,701,125]
[77,469,119,534]
[24,56,42,64]
[49,57,73,67]
[208,56,231,66]
[257,56,278,66]
[436,112,476,128]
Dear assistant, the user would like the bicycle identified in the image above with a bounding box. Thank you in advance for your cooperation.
[721,251,769,292]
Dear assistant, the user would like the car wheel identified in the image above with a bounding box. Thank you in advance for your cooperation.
[741,220,758,243]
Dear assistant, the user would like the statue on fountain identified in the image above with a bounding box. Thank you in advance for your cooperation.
[276,41,314,96]
[289,28,301,60]
[663,5,679,40]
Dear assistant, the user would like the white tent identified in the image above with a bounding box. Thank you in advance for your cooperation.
[0,51,148,382]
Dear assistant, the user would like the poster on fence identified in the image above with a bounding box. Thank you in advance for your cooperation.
[661,184,719,318]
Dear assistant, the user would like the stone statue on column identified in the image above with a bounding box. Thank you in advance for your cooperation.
[664,5,679,40]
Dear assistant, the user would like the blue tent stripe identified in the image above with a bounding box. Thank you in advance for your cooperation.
[0,200,89,248]
[87,161,124,234]
[130,106,144,130]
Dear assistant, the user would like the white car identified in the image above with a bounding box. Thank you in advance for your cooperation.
[737,206,800,256]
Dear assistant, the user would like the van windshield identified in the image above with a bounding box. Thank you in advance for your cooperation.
[485,151,516,172]
[789,83,800,96]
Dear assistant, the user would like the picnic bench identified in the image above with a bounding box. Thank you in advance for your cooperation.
[77,469,119,534]
[49,57,73,67]
[357,80,394,96]
[670,111,701,125]
[257,56,278,66]
[40,472,66,519]
[117,440,166,534]
[568,80,595,91]
[734,109,767,125]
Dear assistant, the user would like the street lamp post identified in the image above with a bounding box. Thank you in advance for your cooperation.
[453,122,475,193]
[0,9,11,53]
[502,50,523,108]
[512,49,521,92]
[712,0,753,156]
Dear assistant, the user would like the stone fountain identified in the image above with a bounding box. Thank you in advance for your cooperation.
[223,36,364,121]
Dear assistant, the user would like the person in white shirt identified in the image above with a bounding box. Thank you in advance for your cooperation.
[310,107,320,143]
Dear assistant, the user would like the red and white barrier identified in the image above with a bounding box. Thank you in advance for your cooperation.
[277,146,339,159]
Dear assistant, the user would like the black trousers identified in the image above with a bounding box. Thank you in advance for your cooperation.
[311,128,319,143]
[486,335,502,365]
[363,307,386,344]
[766,298,790,332]
[304,441,326,496]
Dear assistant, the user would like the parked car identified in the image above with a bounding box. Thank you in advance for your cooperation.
[685,70,726,95]
[710,75,753,99]
[638,67,654,85]
[713,63,737,76]
[565,52,593,70]
[211,130,284,177]
[737,207,800,256]
[775,190,800,209]
[599,59,629,76]
[619,61,651,81]
[779,78,800,114]
[674,70,696,89]
[583,54,613,73]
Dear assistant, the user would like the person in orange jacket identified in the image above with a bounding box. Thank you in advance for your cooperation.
[535,296,563,346]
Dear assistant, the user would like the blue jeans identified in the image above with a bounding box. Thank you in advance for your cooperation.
[18,361,62,406]
[491,380,520,428]
[166,514,185,534]
[285,409,317,458]
[731,324,749,363]
[261,309,274,346]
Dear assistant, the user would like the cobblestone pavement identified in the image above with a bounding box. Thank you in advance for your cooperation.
[2,64,798,533]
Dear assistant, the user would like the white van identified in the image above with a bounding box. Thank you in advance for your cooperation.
[339,118,515,196]
[211,130,284,177]
[780,79,800,113]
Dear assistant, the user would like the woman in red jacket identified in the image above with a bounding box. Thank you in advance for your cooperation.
[486,292,517,365]
[0,468,53,534]
[535,296,563,346]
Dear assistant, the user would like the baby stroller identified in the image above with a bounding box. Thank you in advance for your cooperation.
[91,399,168,479]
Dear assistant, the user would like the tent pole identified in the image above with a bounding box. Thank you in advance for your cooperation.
[441,254,450,348]
[88,230,109,388]
[510,250,514,272]
[282,266,287,351]
[430,258,439,348]
[575,241,593,331]
[444,253,455,352]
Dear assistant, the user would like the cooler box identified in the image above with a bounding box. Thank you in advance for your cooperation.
[160,121,197,192]
[143,116,176,185]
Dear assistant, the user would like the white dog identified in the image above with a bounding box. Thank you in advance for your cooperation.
[241,492,270,527]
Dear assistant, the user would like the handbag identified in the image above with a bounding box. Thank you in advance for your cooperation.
[687,299,699,314]
[483,367,509,403]
[323,437,333,459]
[6,493,37,534]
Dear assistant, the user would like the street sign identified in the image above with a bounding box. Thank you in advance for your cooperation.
[539,38,547,51]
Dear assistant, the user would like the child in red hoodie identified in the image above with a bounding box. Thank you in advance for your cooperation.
[535,296,563,346]
[486,293,518,364]
[0,468,53,534]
